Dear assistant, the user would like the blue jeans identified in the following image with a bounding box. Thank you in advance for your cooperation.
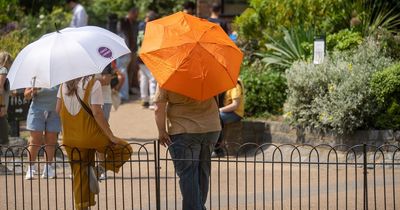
[219,111,242,124]
[102,103,112,122]
[215,112,242,152]
[169,131,220,210]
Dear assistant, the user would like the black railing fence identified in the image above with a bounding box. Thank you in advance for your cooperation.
[0,142,399,210]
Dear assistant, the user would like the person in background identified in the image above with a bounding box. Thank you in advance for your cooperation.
[0,51,12,145]
[66,0,88,27]
[95,64,114,180]
[56,75,132,210]
[207,3,229,34]
[154,86,221,210]
[122,8,140,95]
[116,16,133,102]
[182,1,196,16]
[24,85,61,179]
[137,10,158,109]
[213,80,245,157]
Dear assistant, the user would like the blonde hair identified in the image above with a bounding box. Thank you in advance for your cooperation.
[0,51,12,69]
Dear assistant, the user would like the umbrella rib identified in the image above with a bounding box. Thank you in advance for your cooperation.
[195,43,237,86]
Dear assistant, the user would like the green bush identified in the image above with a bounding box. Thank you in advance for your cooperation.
[241,61,287,117]
[0,7,70,58]
[256,27,314,70]
[371,63,400,129]
[285,38,393,134]
[326,29,363,52]
[234,0,349,44]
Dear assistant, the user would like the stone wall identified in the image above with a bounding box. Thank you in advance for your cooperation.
[222,120,400,150]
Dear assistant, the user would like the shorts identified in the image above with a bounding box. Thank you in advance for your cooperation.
[26,107,61,133]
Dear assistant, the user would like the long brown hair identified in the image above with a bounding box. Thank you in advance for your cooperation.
[65,75,91,96]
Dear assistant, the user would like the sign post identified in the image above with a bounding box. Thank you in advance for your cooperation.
[313,35,326,64]
[7,92,31,137]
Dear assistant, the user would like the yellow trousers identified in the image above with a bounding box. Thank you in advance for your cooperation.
[65,142,132,210]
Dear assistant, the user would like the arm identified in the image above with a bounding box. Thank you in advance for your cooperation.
[219,98,240,113]
[91,104,124,144]
[154,102,171,147]
[24,88,39,100]
[113,69,125,91]
[55,98,61,114]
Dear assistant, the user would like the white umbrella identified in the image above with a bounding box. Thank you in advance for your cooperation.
[7,26,130,90]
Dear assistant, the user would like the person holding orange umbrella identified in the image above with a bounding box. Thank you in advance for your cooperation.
[142,12,243,210]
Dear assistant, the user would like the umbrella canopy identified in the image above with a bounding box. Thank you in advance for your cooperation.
[7,26,130,90]
[139,12,243,100]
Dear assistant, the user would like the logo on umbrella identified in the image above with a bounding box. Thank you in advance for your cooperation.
[98,47,113,58]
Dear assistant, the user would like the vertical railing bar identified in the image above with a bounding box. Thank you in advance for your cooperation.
[54,148,58,210]
[130,145,134,210]
[155,141,161,210]
[392,151,397,210]
[236,153,239,210]
[363,144,368,210]
[245,152,248,210]
[382,151,387,210]
[254,151,257,210]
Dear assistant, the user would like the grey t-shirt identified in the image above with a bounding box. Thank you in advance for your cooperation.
[0,67,9,110]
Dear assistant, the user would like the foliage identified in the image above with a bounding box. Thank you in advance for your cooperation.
[87,0,184,26]
[285,39,393,134]
[256,27,314,70]
[371,28,400,60]
[86,0,135,26]
[0,7,70,58]
[326,29,363,52]
[371,63,400,129]
[233,0,349,45]
[241,61,287,117]
[349,0,400,36]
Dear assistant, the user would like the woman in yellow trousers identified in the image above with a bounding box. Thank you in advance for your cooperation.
[56,76,132,210]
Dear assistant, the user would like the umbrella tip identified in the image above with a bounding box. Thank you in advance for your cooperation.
[55,23,60,33]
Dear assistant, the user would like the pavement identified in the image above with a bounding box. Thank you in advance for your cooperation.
[108,98,158,141]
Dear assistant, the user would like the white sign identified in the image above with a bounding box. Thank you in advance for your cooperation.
[313,40,325,64]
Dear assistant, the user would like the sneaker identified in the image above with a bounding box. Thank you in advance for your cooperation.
[88,166,100,194]
[95,165,106,180]
[148,104,155,110]
[41,164,56,179]
[211,151,225,158]
[99,172,107,180]
[25,165,36,180]
[142,101,150,108]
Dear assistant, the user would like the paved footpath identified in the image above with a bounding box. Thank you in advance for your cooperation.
[109,99,158,141]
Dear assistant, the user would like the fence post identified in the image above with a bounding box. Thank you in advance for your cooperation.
[363,143,368,210]
[154,141,161,210]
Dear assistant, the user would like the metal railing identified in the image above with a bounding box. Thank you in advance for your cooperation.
[1,142,399,210]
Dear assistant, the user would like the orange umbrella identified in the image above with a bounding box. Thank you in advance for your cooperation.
[139,12,243,100]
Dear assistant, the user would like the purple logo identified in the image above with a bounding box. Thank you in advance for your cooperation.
[98,47,112,58]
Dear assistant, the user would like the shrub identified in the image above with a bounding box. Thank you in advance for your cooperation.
[256,27,314,70]
[0,7,70,58]
[326,29,363,52]
[241,61,287,117]
[371,63,400,129]
[233,0,349,44]
[285,38,393,134]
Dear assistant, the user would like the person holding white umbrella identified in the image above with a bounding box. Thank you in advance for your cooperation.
[56,74,132,209]
[24,85,61,180]
[7,26,132,209]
